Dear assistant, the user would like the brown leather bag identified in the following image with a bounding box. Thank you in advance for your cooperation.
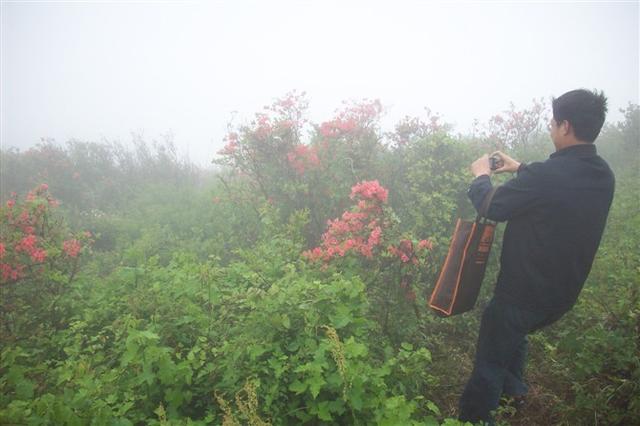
[429,187,498,317]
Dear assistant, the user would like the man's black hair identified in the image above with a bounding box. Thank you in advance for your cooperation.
[552,89,608,143]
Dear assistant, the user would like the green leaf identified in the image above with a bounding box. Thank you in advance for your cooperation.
[401,342,414,351]
[307,374,325,399]
[138,330,160,340]
[56,367,74,385]
[140,363,155,386]
[344,338,367,358]
[289,380,307,394]
[423,416,440,426]
[385,395,401,410]
[15,379,35,400]
[117,401,134,416]
[317,401,332,421]
[330,305,353,329]
[348,384,364,410]
[427,400,441,415]
[249,344,268,361]
[281,314,291,329]
[166,387,185,410]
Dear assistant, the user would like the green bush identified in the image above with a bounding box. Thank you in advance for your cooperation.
[1,97,637,425]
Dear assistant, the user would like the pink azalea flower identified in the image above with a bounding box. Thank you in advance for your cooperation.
[63,239,82,258]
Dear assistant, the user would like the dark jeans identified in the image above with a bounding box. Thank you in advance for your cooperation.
[458,297,565,424]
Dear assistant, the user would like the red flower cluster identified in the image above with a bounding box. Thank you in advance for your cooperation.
[62,239,82,258]
[15,234,47,263]
[1,184,92,285]
[3,186,56,272]
[286,145,320,175]
[319,117,358,138]
[218,132,239,156]
[388,238,432,265]
[216,92,309,169]
[265,91,309,122]
[303,180,388,262]
[0,243,20,281]
[277,119,295,130]
[6,185,57,231]
[350,180,388,204]
[253,113,272,140]
[418,238,433,250]
[2,187,55,283]
[319,99,383,139]
[1,263,24,282]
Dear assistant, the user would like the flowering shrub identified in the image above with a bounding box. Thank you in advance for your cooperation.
[213,91,319,231]
[388,238,433,265]
[303,180,433,266]
[475,98,547,149]
[1,96,637,424]
[215,95,383,181]
[303,180,434,310]
[62,239,82,258]
[315,99,384,180]
[213,94,393,248]
[387,108,450,147]
[215,90,309,174]
[0,184,92,286]
[303,180,388,261]
[319,99,383,140]
[286,145,321,175]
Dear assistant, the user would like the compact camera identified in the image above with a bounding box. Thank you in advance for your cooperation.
[489,154,504,171]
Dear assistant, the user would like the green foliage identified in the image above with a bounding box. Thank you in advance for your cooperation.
[1,98,638,424]
[384,134,477,243]
[0,137,202,214]
[1,185,94,344]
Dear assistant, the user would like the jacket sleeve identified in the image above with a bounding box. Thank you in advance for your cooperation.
[468,163,542,222]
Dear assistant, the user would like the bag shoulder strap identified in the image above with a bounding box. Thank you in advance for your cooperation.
[477,186,498,221]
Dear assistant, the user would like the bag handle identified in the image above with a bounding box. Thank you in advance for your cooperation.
[477,186,498,222]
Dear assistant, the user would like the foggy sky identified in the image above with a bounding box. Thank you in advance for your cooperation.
[1,1,638,167]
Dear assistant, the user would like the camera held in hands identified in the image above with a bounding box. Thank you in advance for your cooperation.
[489,154,504,171]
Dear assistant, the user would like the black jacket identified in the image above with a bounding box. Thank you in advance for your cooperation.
[468,144,615,313]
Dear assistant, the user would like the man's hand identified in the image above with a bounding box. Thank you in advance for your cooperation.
[471,154,491,177]
[490,151,521,174]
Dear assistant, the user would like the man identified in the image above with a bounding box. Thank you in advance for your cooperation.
[459,89,615,424]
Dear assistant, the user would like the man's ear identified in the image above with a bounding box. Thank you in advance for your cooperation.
[561,120,572,136]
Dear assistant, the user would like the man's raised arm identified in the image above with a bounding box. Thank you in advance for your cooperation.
[468,151,541,222]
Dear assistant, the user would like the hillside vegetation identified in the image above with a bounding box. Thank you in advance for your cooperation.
[1,94,638,425]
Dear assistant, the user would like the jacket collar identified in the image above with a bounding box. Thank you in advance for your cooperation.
[550,143,597,159]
